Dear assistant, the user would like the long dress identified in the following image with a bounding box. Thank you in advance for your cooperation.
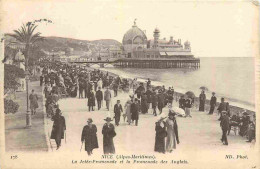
[102,123,116,154]
[165,118,179,152]
[81,124,99,152]
[199,93,206,111]
[29,93,38,110]
[124,100,132,123]
[154,121,167,153]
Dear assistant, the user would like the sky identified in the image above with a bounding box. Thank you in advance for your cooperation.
[0,0,259,57]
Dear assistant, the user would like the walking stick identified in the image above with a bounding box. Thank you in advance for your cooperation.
[65,131,67,144]
[80,142,83,152]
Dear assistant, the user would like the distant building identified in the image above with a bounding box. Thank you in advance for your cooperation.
[122,21,193,59]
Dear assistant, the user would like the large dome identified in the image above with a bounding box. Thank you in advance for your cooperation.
[122,23,147,45]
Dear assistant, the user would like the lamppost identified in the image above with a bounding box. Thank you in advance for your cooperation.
[25,70,31,128]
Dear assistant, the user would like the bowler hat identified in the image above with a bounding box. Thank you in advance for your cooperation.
[104,117,113,122]
[87,118,93,123]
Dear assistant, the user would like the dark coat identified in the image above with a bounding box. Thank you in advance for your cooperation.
[51,115,66,140]
[114,104,123,124]
[114,104,123,115]
[146,90,153,103]
[151,93,158,108]
[210,96,217,106]
[154,121,167,153]
[131,103,139,120]
[220,115,230,130]
[88,91,95,106]
[217,102,227,113]
[81,124,99,151]
[179,98,185,110]
[157,93,165,109]
[102,123,116,154]
[96,90,103,101]
[141,95,148,113]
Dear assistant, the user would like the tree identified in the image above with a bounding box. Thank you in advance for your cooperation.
[8,22,44,71]
[4,64,25,95]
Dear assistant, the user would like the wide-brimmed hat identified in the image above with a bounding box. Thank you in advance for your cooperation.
[104,117,113,122]
[87,118,93,123]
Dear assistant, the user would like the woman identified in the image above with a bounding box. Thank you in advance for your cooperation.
[185,97,192,117]
[81,118,98,155]
[199,90,206,111]
[88,89,95,111]
[154,115,167,153]
[165,111,180,153]
[124,99,132,125]
[29,89,38,115]
[51,109,66,150]
[102,117,116,154]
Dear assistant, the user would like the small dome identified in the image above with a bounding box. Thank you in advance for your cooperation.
[122,24,147,45]
[14,50,25,61]
[184,41,190,45]
[154,27,160,33]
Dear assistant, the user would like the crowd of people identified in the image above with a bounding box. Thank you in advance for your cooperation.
[35,59,255,153]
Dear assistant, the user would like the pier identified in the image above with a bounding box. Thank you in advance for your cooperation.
[71,58,200,69]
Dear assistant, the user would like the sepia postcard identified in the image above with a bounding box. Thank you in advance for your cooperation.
[0,0,259,169]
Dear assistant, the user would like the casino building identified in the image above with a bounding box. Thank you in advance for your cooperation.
[118,21,200,68]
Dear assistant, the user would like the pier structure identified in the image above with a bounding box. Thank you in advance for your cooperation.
[71,58,200,69]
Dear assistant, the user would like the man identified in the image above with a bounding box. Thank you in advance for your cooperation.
[113,83,119,97]
[199,90,206,112]
[151,90,158,116]
[135,83,145,99]
[29,89,39,115]
[179,95,185,110]
[40,75,44,86]
[104,87,112,111]
[239,111,250,136]
[217,98,227,121]
[87,89,95,111]
[228,112,240,135]
[102,117,116,154]
[141,93,148,114]
[81,118,98,155]
[220,111,229,145]
[208,92,217,115]
[51,109,66,150]
[131,98,139,126]
[78,79,84,99]
[96,87,103,110]
[157,90,165,114]
[114,100,123,126]
[145,87,153,110]
[246,114,256,142]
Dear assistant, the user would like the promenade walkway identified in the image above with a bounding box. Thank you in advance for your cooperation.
[5,81,48,152]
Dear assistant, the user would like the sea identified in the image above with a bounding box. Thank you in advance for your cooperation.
[98,57,256,111]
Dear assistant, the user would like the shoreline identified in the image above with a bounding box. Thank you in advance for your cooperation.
[88,67,255,117]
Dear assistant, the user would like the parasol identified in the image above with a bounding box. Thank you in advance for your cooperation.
[199,86,208,91]
[172,107,185,116]
[185,91,195,98]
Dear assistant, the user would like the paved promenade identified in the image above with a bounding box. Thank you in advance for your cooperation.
[45,89,254,154]
[5,81,48,152]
